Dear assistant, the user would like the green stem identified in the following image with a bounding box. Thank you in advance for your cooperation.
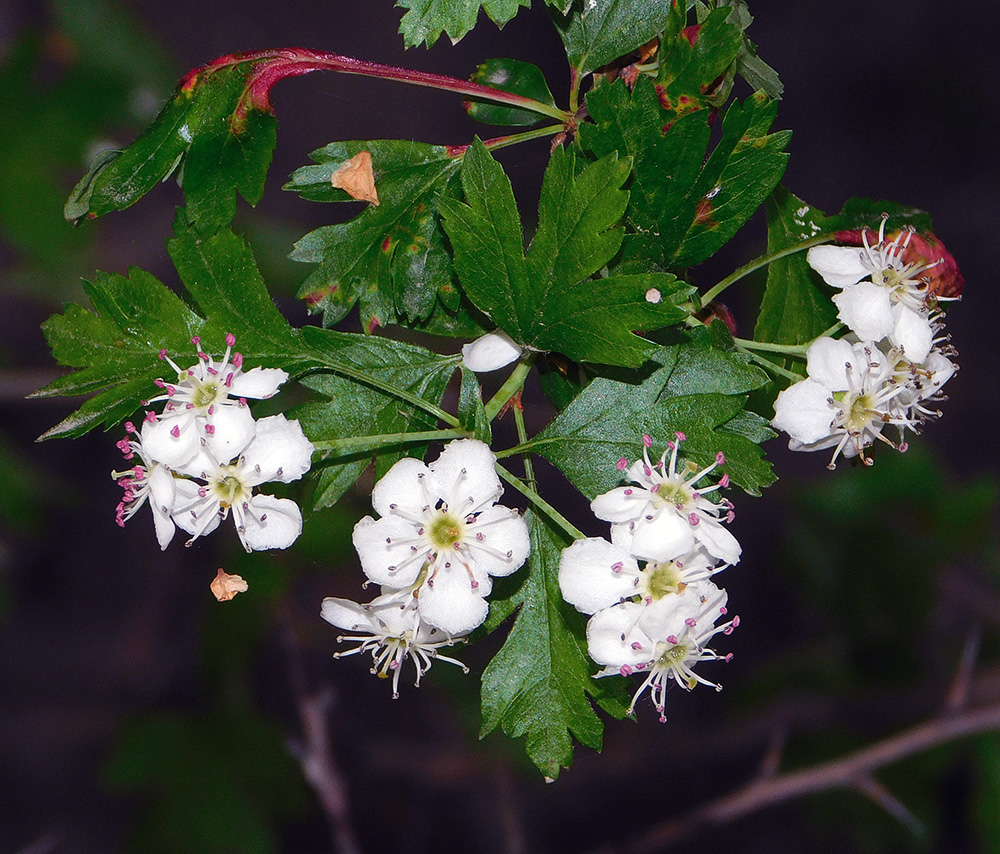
[700,234,834,306]
[478,125,564,154]
[484,357,534,422]
[512,397,535,489]
[311,428,466,453]
[496,465,586,542]
[742,350,803,383]
[495,436,560,459]
[734,338,811,356]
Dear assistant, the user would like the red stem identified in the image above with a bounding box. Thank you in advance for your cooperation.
[181,47,569,124]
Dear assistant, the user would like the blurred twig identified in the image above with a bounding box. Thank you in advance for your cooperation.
[283,625,362,854]
[587,699,1000,854]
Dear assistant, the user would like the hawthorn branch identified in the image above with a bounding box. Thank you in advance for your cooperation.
[591,699,1000,854]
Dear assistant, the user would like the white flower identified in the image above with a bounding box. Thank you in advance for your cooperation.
[885,341,958,446]
[586,580,736,722]
[321,591,469,698]
[141,334,288,467]
[558,537,723,616]
[461,330,523,373]
[590,434,740,566]
[352,439,530,635]
[807,220,939,362]
[171,414,314,551]
[772,337,913,468]
[112,420,178,550]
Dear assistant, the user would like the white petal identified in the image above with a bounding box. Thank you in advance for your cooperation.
[586,604,650,668]
[321,597,380,633]
[352,515,426,587]
[833,281,893,342]
[147,465,178,550]
[172,479,222,538]
[558,538,638,614]
[591,486,649,524]
[629,510,696,563]
[227,366,288,399]
[418,568,489,634]
[428,439,502,513]
[772,379,837,444]
[890,303,933,363]
[241,415,314,485]
[461,331,523,373]
[371,457,432,518]
[465,506,529,578]
[204,404,257,464]
[806,245,869,288]
[691,519,741,565]
[805,336,856,392]
[141,414,200,468]
[240,495,302,550]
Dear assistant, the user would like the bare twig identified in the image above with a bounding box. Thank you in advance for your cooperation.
[283,626,362,854]
[946,623,982,713]
[759,726,786,779]
[854,774,925,838]
[589,699,1000,854]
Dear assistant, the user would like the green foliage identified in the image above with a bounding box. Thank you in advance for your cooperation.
[394,0,531,48]
[534,326,775,498]
[441,140,692,367]
[465,58,557,126]
[580,78,790,270]
[65,56,278,234]
[550,0,673,76]
[286,140,476,333]
[754,186,838,346]
[480,512,630,779]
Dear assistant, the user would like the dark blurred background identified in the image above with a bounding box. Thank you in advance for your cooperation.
[1,2,999,853]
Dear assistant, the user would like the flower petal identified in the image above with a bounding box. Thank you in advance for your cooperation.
[240,495,302,550]
[461,330,522,373]
[321,597,381,633]
[227,366,288,399]
[147,465,178,550]
[371,457,431,518]
[429,439,502,514]
[352,515,426,588]
[629,510,696,563]
[691,519,741,565]
[464,505,529,578]
[832,281,893,342]
[241,415,314,485]
[806,245,869,288]
[772,378,837,444]
[805,336,856,391]
[591,487,649,524]
[558,537,639,614]
[586,604,649,668]
[141,414,200,468]
[418,567,489,635]
[890,303,933,363]
[204,404,256,464]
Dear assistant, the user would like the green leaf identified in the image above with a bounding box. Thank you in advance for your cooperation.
[296,326,458,505]
[458,366,492,443]
[440,141,691,367]
[754,186,838,346]
[534,328,774,498]
[286,140,474,332]
[395,0,530,48]
[481,511,629,778]
[67,57,278,233]
[464,58,557,126]
[550,0,673,76]
[35,221,305,440]
[581,78,790,269]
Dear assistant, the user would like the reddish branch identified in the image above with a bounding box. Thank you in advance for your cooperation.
[589,699,1000,854]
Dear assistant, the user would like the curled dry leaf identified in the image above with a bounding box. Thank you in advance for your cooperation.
[331,151,379,205]
[210,567,249,601]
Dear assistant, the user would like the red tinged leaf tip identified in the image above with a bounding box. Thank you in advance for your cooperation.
[696,301,738,336]
[681,24,701,46]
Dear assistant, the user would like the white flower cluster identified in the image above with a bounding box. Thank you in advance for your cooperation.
[773,219,959,467]
[322,439,530,696]
[558,434,739,722]
[112,335,314,552]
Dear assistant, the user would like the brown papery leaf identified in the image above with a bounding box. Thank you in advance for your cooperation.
[210,567,248,601]
[331,151,379,205]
